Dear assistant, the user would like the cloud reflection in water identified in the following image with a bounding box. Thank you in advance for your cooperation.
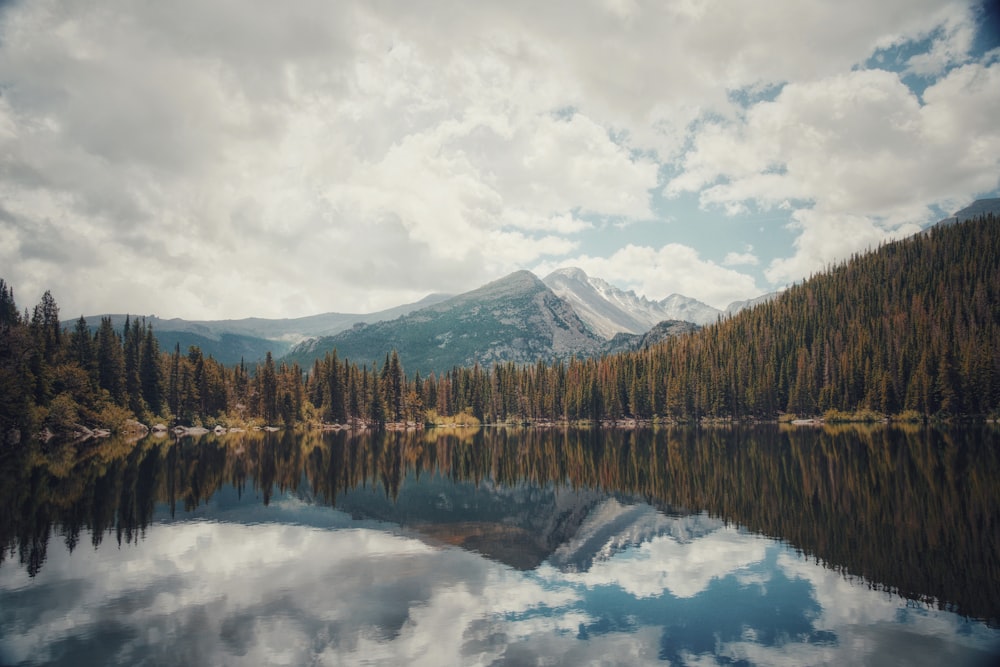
[2,503,997,667]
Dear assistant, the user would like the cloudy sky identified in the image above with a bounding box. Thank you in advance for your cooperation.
[1,0,999,319]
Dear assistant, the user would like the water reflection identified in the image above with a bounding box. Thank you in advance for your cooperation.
[1,425,998,666]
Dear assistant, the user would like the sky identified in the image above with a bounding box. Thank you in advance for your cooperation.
[1,0,999,320]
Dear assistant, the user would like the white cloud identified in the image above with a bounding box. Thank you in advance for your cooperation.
[564,525,769,598]
[0,522,562,666]
[0,0,663,318]
[764,210,920,286]
[0,0,995,317]
[905,6,978,76]
[668,60,1000,287]
[723,247,759,267]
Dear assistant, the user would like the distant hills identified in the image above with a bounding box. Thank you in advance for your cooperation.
[69,294,451,366]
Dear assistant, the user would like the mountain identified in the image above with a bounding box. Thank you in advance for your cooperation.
[660,291,783,323]
[547,500,724,573]
[542,268,674,338]
[286,271,605,375]
[331,475,609,571]
[604,319,701,354]
[723,291,779,317]
[70,262,781,368]
[932,197,1000,228]
[658,293,723,325]
[543,267,774,334]
[333,478,718,572]
[144,293,451,343]
[70,294,451,365]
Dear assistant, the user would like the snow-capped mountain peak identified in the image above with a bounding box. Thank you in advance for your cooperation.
[723,291,779,317]
[658,293,723,326]
[543,268,673,338]
[542,267,734,338]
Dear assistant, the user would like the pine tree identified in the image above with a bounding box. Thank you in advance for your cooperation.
[123,316,144,415]
[168,343,181,419]
[69,316,95,381]
[0,280,20,329]
[0,283,34,435]
[259,351,278,424]
[139,323,162,415]
[369,362,386,428]
[96,317,125,405]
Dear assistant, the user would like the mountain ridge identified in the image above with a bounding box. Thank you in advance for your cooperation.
[68,294,453,365]
[287,270,606,375]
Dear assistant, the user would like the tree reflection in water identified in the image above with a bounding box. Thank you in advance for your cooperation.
[1,424,998,625]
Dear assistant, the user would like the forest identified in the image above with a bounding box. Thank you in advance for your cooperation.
[1,214,998,441]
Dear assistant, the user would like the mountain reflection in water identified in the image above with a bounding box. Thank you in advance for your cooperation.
[0,425,998,666]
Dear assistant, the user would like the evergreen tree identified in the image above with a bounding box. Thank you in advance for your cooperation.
[96,317,125,405]
[168,343,181,419]
[369,362,386,428]
[0,285,34,435]
[69,316,95,381]
[139,323,162,415]
[259,351,278,424]
[123,316,144,415]
[0,280,20,329]
[32,290,61,358]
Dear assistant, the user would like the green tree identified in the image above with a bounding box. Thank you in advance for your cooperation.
[96,317,125,405]
[139,323,162,415]
[369,362,386,428]
[259,351,278,424]
[0,279,20,329]
[123,316,144,415]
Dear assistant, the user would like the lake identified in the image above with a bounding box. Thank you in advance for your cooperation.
[1,425,998,666]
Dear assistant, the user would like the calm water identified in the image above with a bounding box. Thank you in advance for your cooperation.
[1,425,998,666]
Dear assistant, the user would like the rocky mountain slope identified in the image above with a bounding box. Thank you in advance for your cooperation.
[604,319,702,354]
[543,267,771,334]
[543,268,678,337]
[287,271,605,375]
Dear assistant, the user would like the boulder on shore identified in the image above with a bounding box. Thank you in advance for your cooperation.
[123,419,149,434]
[172,425,210,436]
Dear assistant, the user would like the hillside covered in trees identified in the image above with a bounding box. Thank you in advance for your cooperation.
[1,214,998,441]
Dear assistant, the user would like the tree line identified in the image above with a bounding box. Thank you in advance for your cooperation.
[1,214,998,440]
[0,284,306,439]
